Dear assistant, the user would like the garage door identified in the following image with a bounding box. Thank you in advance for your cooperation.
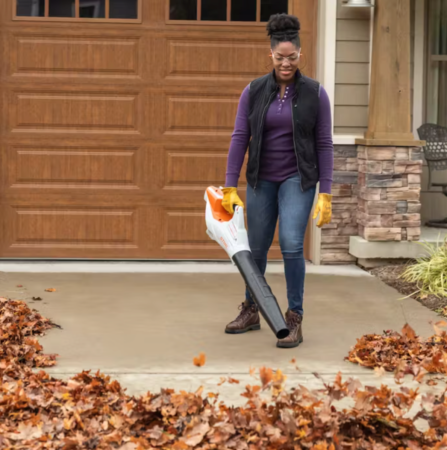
[0,0,317,259]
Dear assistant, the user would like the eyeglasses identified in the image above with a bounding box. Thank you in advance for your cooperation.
[271,52,300,63]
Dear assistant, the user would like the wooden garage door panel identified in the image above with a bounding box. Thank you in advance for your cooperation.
[167,39,268,79]
[165,94,239,136]
[8,206,138,249]
[163,147,247,190]
[6,145,141,190]
[11,91,140,134]
[0,0,317,260]
[160,208,283,258]
[12,35,141,78]
[164,210,212,249]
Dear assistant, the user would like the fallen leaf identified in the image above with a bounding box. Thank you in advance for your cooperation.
[172,442,189,450]
[259,367,273,388]
[181,422,210,446]
[45,288,56,293]
[1,295,447,450]
[193,352,206,367]
[228,377,240,384]
[32,297,42,301]
[347,324,447,378]
[7,423,43,441]
[118,444,138,450]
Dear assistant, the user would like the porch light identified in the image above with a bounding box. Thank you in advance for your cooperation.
[343,0,374,7]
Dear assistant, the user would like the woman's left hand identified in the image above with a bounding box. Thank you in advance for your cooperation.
[313,193,333,228]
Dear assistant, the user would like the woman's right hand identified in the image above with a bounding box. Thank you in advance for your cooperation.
[221,187,244,214]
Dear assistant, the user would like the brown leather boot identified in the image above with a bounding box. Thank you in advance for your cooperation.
[225,301,260,334]
[277,310,303,348]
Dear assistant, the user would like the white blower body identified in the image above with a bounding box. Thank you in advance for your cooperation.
[204,186,289,339]
[204,187,250,260]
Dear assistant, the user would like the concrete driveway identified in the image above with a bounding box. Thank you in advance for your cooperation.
[0,263,443,405]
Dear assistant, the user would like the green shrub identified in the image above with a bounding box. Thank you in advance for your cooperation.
[400,237,447,299]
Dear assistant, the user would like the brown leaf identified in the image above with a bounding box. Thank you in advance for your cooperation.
[172,442,189,450]
[193,352,206,367]
[259,367,273,388]
[7,423,43,441]
[2,295,447,450]
[181,422,210,446]
[401,323,417,340]
[118,444,138,450]
[45,288,56,292]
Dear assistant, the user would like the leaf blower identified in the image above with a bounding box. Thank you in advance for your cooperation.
[204,186,290,340]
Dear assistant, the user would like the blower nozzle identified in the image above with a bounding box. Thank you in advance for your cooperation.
[204,186,289,340]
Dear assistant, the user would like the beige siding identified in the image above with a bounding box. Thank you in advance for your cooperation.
[334,106,369,127]
[335,85,369,105]
[334,0,371,135]
[421,166,447,224]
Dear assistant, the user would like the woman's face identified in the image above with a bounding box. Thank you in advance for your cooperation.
[271,41,300,84]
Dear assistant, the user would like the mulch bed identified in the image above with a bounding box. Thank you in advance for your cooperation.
[370,264,447,315]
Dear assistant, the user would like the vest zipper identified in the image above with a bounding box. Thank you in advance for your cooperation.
[254,89,278,191]
[292,90,304,192]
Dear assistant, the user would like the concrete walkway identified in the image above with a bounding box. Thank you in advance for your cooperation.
[0,266,444,405]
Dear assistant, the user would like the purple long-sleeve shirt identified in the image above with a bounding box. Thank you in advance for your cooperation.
[225,81,334,194]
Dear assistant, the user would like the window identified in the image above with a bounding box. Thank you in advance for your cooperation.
[426,0,447,126]
[169,0,288,22]
[15,0,139,20]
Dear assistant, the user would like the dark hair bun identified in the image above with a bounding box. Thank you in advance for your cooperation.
[266,13,301,39]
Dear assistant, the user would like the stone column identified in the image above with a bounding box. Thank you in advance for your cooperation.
[357,146,422,242]
[354,0,424,246]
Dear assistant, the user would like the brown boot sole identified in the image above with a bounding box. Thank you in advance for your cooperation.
[225,324,261,335]
[276,336,303,349]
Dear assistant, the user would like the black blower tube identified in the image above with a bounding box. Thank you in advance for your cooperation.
[232,251,290,340]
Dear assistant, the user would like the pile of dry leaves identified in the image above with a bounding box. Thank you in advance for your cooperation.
[346,323,447,381]
[2,297,447,449]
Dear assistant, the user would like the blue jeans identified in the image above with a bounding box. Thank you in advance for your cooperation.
[245,175,316,316]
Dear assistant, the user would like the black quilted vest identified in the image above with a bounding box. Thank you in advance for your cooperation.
[246,70,321,192]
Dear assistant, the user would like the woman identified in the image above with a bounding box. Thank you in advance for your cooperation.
[221,13,334,349]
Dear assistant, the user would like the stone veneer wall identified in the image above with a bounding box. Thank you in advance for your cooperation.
[321,145,358,264]
[357,146,422,241]
[320,145,423,265]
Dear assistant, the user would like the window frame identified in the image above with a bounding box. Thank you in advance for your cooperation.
[165,0,292,26]
[424,0,447,126]
[13,0,142,23]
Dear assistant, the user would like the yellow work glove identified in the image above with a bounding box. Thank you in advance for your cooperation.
[313,193,333,228]
[221,187,244,214]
